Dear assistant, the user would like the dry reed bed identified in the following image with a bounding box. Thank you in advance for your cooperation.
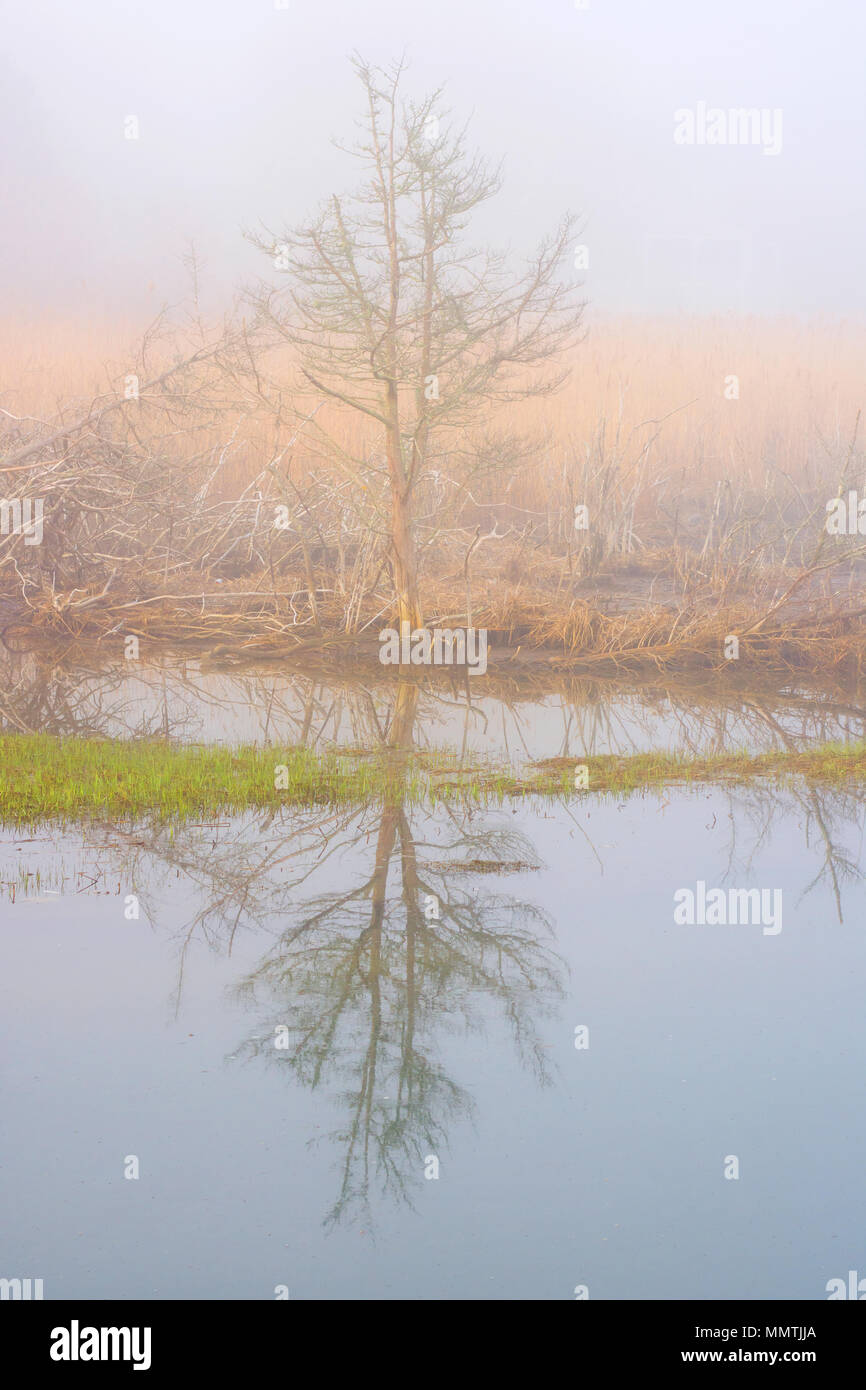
[2,313,865,674]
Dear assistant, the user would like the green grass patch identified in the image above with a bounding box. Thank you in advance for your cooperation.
[2,733,866,827]
[528,742,866,796]
[0,735,432,826]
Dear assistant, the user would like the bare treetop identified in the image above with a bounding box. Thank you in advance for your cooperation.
[248,55,586,627]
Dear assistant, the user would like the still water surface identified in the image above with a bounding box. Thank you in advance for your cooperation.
[2,656,865,1299]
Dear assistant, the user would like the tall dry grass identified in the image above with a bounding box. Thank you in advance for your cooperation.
[2,311,866,673]
[3,311,861,478]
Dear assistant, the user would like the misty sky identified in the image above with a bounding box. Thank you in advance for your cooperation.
[3,0,864,322]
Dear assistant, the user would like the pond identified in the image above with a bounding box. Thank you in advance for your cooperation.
[1,652,865,1299]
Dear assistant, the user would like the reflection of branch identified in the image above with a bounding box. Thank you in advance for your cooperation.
[736,697,862,920]
[221,679,566,1226]
[718,776,862,926]
[67,675,564,1231]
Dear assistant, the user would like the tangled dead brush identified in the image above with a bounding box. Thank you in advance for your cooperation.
[3,315,866,677]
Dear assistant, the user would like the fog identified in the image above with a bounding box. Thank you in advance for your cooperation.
[3,0,863,320]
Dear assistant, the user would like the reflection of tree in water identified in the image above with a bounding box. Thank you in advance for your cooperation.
[720,779,864,924]
[66,678,564,1226]
[5,644,866,760]
[231,682,565,1227]
[711,693,865,923]
[7,649,866,1212]
[0,647,200,741]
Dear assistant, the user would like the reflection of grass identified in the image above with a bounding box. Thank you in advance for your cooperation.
[3,733,866,826]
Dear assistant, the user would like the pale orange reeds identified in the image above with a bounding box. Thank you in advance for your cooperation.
[3,312,861,496]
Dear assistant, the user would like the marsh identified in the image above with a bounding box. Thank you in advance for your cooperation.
[2,654,865,1298]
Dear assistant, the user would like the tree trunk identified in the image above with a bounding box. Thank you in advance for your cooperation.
[385,407,423,629]
[390,485,422,629]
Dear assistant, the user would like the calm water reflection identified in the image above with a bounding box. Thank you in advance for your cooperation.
[3,646,866,758]
[1,656,865,1297]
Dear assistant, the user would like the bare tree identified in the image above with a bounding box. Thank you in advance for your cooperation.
[247,54,586,628]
